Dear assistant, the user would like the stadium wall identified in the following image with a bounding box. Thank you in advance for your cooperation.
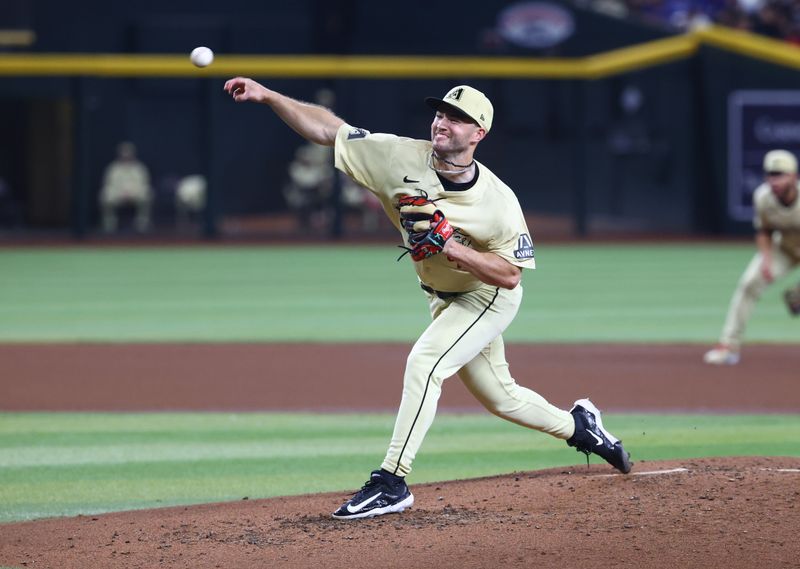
[0,1,797,238]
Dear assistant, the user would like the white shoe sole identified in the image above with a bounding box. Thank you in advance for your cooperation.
[332,493,414,520]
[703,352,740,365]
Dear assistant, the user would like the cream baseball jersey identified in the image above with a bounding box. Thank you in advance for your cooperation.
[753,181,800,259]
[334,124,536,292]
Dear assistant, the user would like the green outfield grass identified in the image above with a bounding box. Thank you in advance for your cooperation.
[1,243,797,525]
[1,411,798,523]
[0,243,797,343]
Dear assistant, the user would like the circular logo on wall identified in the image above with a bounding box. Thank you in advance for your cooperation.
[497,2,575,49]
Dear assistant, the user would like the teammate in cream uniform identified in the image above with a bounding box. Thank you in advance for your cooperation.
[704,149,800,365]
[225,78,632,519]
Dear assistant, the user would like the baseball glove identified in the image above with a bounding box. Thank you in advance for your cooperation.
[784,284,800,316]
[396,193,453,262]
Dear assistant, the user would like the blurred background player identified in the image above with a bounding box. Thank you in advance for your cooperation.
[704,149,800,365]
[99,141,153,233]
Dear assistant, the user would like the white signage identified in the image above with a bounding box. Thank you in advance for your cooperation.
[728,90,800,221]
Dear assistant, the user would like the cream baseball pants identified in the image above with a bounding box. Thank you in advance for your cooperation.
[381,283,575,477]
[720,246,798,349]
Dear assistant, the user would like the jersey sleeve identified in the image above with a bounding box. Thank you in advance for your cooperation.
[752,184,769,230]
[489,203,536,270]
[334,123,398,196]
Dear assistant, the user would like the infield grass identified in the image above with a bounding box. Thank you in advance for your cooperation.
[1,411,798,523]
[0,243,797,343]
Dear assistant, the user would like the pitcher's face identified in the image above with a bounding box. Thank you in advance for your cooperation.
[431,109,482,155]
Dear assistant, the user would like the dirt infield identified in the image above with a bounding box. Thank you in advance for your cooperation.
[1,457,798,569]
[2,343,799,413]
[1,342,799,568]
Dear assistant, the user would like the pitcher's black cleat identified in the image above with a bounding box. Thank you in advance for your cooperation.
[567,398,632,474]
[332,469,414,520]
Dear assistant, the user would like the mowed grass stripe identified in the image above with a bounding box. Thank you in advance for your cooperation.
[0,246,416,342]
[1,412,798,522]
[1,243,796,343]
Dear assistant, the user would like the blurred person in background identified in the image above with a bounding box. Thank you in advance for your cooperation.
[99,141,153,233]
[283,88,385,234]
[583,0,800,42]
[282,89,337,232]
[283,142,335,231]
[715,1,755,31]
[751,0,787,37]
[704,149,800,365]
[175,174,206,229]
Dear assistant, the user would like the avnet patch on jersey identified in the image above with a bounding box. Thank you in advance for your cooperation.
[347,128,370,140]
[514,233,535,259]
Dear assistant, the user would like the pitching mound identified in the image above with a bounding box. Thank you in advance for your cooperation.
[1,456,798,569]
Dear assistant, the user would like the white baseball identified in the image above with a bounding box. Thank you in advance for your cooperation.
[190,46,214,68]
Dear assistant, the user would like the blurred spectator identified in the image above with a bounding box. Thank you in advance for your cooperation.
[751,1,788,37]
[282,89,336,231]
[283,142,335,231]
[737,0,766,14]
[626,0,725,30]
[175,174,206,228]
[582,0,800,42]
[282,88,383,234]
[99,141,153,233]
[283,140,386,233]
[716,2,754,30]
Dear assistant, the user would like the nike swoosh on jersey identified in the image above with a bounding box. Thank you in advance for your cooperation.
[403,176,420,183]
[346,492,383,513]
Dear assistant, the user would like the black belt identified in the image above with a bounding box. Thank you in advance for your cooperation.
[420,284,461,299]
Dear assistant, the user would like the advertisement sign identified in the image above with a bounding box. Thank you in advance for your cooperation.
[496,2,575,49]
[728,91,800,221]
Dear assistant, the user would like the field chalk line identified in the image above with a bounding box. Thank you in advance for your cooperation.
[591,467,800,479]
[590,467,689,478]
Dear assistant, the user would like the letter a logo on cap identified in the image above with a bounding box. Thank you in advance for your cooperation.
[447,88,464,101]
[425,85,494,132]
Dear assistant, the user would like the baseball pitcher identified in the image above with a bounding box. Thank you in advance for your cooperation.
[224,78,633,519]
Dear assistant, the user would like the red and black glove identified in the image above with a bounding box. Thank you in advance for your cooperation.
[396,194,453,261]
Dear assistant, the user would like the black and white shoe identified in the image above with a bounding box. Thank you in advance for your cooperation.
[567,398,632,474]
[332,469,414,520]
